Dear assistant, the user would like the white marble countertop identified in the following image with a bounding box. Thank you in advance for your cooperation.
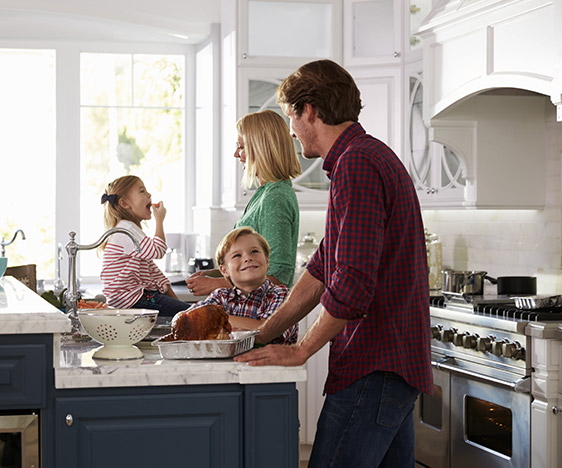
[55,337,307,389]
[0,276,71,334]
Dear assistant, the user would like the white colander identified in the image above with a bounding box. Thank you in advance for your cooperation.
[78,308,158,360]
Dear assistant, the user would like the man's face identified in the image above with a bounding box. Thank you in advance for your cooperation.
[286,106,321,160]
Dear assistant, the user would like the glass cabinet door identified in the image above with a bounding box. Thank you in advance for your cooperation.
[247,78,330,194]
[408,72,466,204]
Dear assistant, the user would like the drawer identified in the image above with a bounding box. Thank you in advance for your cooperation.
[0,344,46,408]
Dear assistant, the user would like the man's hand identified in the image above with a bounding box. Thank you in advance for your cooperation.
[234,344,307,367]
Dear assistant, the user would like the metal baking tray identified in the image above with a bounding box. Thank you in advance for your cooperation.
[151,330,259,359]
[513,295,562,310]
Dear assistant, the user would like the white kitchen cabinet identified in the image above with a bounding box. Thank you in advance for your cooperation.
[405,62,467,207]
[228,67,330,210]
[351,66,403,158]
[406,0,432,59]
[237,0,342,67]
[297,304,329,445]
[343,0,404,66]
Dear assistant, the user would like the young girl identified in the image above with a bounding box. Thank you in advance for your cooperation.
[100,175,188,318]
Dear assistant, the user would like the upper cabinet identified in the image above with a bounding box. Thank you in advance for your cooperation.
[405,63,467,207]
[237,68,330,209]
[237,0,343,67]
[343,0,404,66]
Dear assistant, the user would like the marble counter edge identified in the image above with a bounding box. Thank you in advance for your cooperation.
[54,361,307,389]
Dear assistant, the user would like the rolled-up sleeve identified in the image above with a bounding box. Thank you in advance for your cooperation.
[317,151,383,320]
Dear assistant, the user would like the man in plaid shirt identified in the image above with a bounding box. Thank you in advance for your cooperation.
[191,226,297,344]
[236,60,432,467]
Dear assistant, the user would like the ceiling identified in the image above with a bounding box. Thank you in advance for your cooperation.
[0,0,221,44]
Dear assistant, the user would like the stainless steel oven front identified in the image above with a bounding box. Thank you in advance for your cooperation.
[0,411,40,468]
[415,359,531,468]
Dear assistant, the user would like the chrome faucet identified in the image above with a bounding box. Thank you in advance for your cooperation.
[1,229,26,257]
[63,228,140,321]
[53,242,65,296]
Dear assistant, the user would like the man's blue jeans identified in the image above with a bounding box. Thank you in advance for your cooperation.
[308,370,420,467]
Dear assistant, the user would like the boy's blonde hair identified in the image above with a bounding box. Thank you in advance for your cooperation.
[236,110,301,189]
[216,227,270,267]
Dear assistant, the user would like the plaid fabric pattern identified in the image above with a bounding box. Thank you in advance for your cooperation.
[307,123,433,395]
[193,279,297,344]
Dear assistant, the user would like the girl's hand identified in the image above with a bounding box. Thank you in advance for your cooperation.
[152,201,166,222]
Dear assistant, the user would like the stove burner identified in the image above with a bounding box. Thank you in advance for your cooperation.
[430,295,562,321]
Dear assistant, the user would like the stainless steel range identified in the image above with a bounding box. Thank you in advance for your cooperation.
[415,293,562,468]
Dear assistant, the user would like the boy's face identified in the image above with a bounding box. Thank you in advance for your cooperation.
[219,234,269,294]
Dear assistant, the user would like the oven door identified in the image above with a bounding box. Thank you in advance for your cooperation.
[414,365,450,468]
[450,373,530,468]
[0,412,39,468]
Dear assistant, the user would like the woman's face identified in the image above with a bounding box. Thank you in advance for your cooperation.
[234,135,246,164]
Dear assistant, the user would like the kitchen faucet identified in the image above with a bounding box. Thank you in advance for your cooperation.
[63,228,140,323]
[1,229,26,257]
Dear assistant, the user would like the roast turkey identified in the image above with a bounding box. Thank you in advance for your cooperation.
[162,304,232,341]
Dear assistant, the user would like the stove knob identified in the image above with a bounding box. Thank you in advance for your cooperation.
[502,342,518,359]
[462,334,477,349]
[476,337,492,352]
[491,340,503,356]
[440,329,454,343]
[452,332,466,346]
[430,326,441,340]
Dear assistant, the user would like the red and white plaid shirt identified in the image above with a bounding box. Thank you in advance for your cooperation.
[192,279,297,344]
[101,220,171,309]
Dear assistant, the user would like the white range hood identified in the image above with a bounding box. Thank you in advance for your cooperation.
[418,0,562,123]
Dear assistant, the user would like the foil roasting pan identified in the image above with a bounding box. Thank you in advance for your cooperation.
[151,330,259,359]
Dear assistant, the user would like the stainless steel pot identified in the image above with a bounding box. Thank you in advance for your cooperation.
[441,269,488,295]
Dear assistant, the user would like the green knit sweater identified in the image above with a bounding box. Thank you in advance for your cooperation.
[236,180,299,287]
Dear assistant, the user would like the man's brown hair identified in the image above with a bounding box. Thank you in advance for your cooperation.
[276,59,362,125]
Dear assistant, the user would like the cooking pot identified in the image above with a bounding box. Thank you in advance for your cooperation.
[442,269,487,295]
[485,275,537,295]
[442,269,537,296]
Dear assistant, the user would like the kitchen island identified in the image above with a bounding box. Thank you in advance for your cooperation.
[0,276,306,468]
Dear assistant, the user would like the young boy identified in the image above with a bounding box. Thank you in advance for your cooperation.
[190,227,298,344]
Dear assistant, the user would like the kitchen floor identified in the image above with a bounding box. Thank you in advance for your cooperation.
[300,444,312,467]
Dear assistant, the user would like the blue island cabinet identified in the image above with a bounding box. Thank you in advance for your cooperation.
[53,382,299,468]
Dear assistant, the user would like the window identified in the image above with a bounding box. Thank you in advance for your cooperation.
[79,53,186,277]
[0,49,56,279]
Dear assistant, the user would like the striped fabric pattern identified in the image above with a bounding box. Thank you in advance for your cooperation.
[101,220,171,309]
[307,122,433,395]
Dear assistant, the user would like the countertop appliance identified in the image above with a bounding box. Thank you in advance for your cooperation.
[415,293,562,468]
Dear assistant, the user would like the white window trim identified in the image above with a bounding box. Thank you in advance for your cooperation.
[0,39,196,283]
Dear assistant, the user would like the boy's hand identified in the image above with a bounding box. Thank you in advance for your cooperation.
[152,201,166,221]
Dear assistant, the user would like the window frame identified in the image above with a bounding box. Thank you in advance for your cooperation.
[0,38,196,283]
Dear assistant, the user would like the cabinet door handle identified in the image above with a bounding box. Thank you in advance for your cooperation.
[65,414,73,427]
[242,52,248,60]
[393,51,401,58]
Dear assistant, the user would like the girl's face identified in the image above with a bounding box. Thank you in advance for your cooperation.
[120,179,153,224]
[234,135,246,164]
[219,234,269,295]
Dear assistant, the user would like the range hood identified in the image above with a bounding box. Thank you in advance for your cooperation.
[418,0,562,124]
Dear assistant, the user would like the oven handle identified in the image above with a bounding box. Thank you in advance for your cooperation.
[431,358,531,394]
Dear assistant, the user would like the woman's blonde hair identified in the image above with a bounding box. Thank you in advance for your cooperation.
[215,227,270,267]
[236,110,301,188]
[100,175,141,250]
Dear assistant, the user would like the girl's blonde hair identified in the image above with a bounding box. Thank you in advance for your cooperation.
[215,227,270,267]
[236,110,301,188]
[100,175,141,250]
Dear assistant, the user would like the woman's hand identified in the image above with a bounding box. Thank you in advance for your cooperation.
[186,272,230,296]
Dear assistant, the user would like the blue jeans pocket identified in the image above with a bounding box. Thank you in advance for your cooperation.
[376,373,419,428]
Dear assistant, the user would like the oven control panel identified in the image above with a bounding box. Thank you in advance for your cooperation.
[429,319,529,374]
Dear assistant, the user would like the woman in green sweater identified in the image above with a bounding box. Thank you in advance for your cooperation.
[187,110,301,295]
